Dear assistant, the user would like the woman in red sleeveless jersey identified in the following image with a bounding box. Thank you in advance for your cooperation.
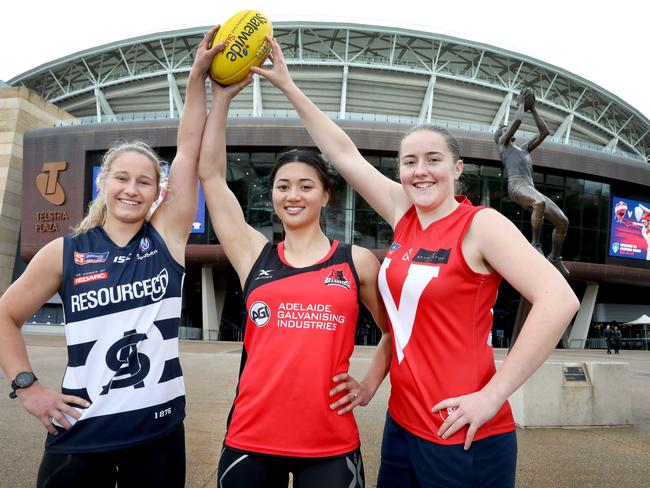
[197,75,390,487]
[252,37,580,487]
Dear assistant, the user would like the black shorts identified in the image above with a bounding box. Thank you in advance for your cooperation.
[37,422,185,488]
[218,444,365,488]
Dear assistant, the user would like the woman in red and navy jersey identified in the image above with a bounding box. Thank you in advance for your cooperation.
[252,37,580,487]
[0,26,226,488]
[198,76,390,487]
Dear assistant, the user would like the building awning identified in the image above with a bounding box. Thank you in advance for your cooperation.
[624,314,650,325]
[593,304,650,323]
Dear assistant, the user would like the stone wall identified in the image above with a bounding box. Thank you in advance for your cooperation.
[0,87,73,294]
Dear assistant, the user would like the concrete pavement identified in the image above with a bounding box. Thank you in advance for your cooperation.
[1,335,649,487]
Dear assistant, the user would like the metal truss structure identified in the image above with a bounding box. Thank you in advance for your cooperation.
[10,22,650,162]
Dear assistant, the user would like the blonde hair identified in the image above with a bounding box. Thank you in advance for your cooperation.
[73,141,162,236]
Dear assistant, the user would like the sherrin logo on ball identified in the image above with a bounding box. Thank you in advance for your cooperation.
[209,10,273,85]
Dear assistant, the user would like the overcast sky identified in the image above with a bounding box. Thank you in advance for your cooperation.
[2,0,648,118]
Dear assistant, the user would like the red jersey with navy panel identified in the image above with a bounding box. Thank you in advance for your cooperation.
[378,197,515,445]
[225,240,361,457]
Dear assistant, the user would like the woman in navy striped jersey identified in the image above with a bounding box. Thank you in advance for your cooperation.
[0,25,225,488]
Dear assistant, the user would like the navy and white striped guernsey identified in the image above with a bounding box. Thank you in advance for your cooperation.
[48,222,186,453]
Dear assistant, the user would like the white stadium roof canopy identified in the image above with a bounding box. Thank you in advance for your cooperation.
[9,22,650,163]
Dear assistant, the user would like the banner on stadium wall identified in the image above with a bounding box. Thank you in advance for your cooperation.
[609,197,650,261]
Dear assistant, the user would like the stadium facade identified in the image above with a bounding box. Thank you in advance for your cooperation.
[3,21,650,348]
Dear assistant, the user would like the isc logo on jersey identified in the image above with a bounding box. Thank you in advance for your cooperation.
[249,301,271,327]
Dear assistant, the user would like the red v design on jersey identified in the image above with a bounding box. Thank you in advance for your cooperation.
[379,258,440,364]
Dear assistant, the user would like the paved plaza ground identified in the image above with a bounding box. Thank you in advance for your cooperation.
[1,334,649,487]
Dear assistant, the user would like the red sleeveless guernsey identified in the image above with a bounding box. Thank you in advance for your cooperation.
[225,240,361,457]
[378,197,515,445]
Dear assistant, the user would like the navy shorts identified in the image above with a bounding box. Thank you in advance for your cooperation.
[377,412,516,488]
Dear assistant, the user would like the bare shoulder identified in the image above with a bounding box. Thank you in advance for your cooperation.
[27,237,65,283]
[466,207,555,280]
[0,237,64,318]
[463,208,533,273]
[35,237,64,267]
[468,207,519,240]
[351,245,380,264]
[351,245,381,281]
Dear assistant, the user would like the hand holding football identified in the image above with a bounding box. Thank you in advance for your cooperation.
[209,10,273,85]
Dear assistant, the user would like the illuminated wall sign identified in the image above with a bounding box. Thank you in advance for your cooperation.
[609,196,650,261]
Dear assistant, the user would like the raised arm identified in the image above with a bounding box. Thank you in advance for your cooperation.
[497,102,524,150]
[251,37,410,228]
[525,104,550,152]
[152,26,224,259]
[433,209,579,449]
[0,239,90,434]
[329,246,392,414]
[198,79,268,285]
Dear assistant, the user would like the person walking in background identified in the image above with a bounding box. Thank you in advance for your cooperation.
[604,324,614,354]
[613,325,622,354]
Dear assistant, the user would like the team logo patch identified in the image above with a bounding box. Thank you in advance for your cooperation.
[101,329,150,395]
[255,269,273,280]
[401,248,413,261]
[614,201,627,222]
[612,242,620,253]
[74,251,109,265]
[139,237,152,252]
[387,242,401,255]
[413,248,451,265]
[73,271,108,285]
[249,301,271,327]
[324,269,351,289]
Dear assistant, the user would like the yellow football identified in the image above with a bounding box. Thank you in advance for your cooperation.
[209,10,273,85]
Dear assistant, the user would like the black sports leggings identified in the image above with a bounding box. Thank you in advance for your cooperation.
[36,423,185,488]
[218,445,365,488]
